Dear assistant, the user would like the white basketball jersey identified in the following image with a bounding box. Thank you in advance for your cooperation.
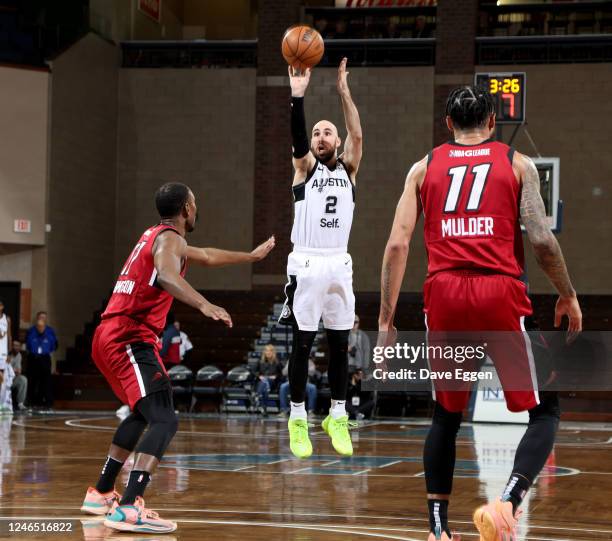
[290,158,355,250]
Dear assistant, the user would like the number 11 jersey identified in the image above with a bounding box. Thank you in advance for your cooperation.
[291,158,355,250]
[421,139,525,278]
[102,224,186,336]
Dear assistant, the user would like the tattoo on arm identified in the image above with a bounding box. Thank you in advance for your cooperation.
[381,261,393,324]
[520,158,575,297]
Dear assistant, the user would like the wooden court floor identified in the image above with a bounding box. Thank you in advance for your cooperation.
[1,412,612,540]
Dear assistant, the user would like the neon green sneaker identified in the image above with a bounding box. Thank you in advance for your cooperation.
[322,414,353,456]
[288,418,312,459]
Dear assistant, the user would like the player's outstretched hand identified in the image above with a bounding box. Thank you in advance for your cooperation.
[251,236,275,261]
[336,57,350,96]
[554,294,582,343]
[288,65,311,98]
[201,302,233,328]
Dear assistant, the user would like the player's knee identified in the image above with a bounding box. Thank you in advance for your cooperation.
[432,402,462,433]
[528,391,560,425]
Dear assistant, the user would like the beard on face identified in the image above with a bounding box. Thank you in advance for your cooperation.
[314,145,335,164]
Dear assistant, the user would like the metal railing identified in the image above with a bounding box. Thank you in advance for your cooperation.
[319,38,435,67]
[121,40,257,68]
[121,38,435,68]
[476,34,612,64]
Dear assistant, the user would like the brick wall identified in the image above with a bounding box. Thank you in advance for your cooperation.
[303,66,435,293]
[480,63,612,295]
[116,68,257,291]
[45,34,119,355]
[252,0,302,283]
[433,0,478,145]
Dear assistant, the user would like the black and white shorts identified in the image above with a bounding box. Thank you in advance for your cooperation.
[278,248,355,332]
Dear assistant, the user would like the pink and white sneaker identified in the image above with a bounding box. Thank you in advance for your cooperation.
[80,487,121,516]
[103,496,177,533]
[473,497,522,541]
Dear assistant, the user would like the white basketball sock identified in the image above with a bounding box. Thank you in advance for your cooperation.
[290,401,307,420]
[330,399,347,419]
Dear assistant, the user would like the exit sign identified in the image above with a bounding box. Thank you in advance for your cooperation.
[14,219,31,233]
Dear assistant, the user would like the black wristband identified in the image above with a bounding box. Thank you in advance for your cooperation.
[291,97,309,159]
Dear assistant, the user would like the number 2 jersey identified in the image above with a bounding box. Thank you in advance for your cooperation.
[291,158,355,250]
[421,139,524,278]
[102,224,186,336]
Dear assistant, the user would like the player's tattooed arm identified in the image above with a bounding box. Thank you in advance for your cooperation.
[289,66,316,184]
[337,57,362,180]
[378,158,425,330]
[517,153,582,336]
[153,231,232,327]
[519,154,575,297]
[185,236,275,267]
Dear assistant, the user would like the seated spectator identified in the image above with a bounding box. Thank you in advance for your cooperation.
[26,316,57,409]
[256,344,282,416]
[174,320,194,363]
[412,15,432,38]
[8,341,27,411]
[383,17,402,39]
[161,315,181,366]
[314,17,329,38]
[278,357,319,417]
[346,368,374,421]
[349,315,371,371]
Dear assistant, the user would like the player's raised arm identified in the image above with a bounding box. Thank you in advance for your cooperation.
[337,57,362,180]
[153,231,232,327]
[516,152,582,337]
[289,66,316,184]
[378,158,426,331]
[186,236,275,267]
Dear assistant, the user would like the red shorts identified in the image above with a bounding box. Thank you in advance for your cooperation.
[92,316,170,410]
[423,271,539,413]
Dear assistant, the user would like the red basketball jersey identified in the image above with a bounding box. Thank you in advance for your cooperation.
[420,139,524,278]
[102,224,186,335]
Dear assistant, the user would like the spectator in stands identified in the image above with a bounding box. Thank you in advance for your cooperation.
[26,316,57,409]
[314,17,329,38]
[331,18,349,39]
[348,315,371,371]
[161,314,181,366]
[412,15,432,38]
[8,340,27,411]
[278,357,319,417]
[173,320,194,363]
[383,17,402,39]
[346,368,374,421]
[255,344,282,415]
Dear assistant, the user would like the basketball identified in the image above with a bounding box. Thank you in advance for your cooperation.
[282,25,324,71]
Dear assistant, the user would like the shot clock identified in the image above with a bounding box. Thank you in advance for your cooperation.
[475,72,526,124]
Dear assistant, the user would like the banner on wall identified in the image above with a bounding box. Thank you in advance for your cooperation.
[335,0,436,7]
[139,0,161,23]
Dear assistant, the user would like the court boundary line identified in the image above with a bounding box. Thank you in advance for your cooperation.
[3,506,612,536]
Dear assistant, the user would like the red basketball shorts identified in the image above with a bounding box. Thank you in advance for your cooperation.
[91,316,170,410]
[423,270,539,413]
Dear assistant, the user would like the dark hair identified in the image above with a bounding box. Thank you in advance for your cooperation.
[155,182,191,218]
[445,86,495,130]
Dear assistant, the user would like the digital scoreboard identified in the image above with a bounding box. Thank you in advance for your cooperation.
[474,72,526,124]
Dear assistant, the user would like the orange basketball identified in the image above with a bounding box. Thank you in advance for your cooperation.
[281,25,324,71]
